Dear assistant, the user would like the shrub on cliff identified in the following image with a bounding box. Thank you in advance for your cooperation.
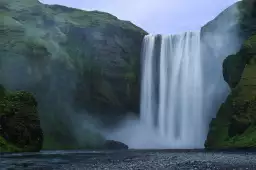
[0,85,43,152]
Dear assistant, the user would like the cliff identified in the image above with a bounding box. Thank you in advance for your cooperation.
[205,0,256,148]
[0,0,147,149]
[205,37,256,148]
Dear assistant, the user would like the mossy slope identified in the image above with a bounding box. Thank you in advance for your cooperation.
[1,0,146,149]
[0,0,146,113]
[205,35,256,148]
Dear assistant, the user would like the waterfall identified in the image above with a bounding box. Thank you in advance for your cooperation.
[140,32,206,148]
[105,3,240,149]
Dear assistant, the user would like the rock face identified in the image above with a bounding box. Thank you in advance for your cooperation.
[0,85,43,152]
[240,0,256,37]
[201,1,243,61]
[205,0,256,149]
[0,0,146,149]
[205,34,256,148]
[1,0,146,113]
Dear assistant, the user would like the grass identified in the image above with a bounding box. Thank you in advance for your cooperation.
[0,136,22,152]
[205,34,256,149]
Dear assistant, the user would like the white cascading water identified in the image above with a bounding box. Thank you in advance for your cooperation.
[140,32,206,148]
[104,4,241,149]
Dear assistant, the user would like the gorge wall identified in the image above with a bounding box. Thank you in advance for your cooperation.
[0,0,146,149]
[205,0,256,148]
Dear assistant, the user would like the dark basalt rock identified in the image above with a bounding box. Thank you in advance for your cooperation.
[103,140,128,150]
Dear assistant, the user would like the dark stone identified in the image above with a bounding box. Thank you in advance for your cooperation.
[103,140,128,150]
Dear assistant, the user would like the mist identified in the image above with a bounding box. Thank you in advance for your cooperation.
[200,1,244,126]
[102,113,171,149]
[0,53,105,149]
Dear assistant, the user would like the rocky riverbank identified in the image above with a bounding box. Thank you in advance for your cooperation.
[1,150,256,170]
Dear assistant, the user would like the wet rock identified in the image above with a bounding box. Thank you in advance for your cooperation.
[103,140,128,150]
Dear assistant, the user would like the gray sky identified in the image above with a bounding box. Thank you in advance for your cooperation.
[39,0,240,34]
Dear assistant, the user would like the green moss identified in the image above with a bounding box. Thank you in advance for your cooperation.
[205,34,256,149]
[239,0,256,37]
[227,126,256,147]
[223,54,247,88]
[1,0,146,150]
[0,136,22,152]
[223,34,256,88]
[0,85,43,152]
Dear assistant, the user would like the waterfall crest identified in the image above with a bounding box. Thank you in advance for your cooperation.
[140,32,206,148]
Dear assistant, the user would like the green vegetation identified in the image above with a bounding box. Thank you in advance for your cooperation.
[205,34,256,149]
[1,0,146,150]
[206,1,256,148]
[223,35,256,88]
[0,85,43,152]
[239,0,256,37]
[0,136,22,152]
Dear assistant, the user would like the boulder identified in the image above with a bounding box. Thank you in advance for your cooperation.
[103,140,128,150]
